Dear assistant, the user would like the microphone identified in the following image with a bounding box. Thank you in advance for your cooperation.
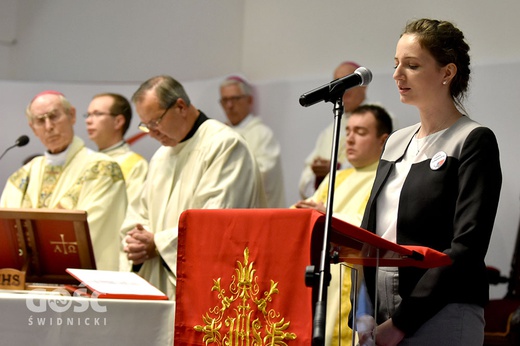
[299,66,372,107]
[0,135,30,161]
[15,135,30,147]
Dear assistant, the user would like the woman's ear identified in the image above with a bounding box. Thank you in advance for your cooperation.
[443,63,457,84]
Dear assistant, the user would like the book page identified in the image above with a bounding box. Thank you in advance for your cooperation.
[66,268,167,299]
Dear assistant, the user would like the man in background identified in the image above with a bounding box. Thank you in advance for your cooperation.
[294,104,393,345]
[85,92,148,205]
[298,61,368,199]
[0,90,127,270]
[121,75,266,299]
[219,76,286,208]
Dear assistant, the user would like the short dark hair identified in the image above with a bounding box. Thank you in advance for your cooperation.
[351,104,393,136]
[132,75,191,110]
[92,93,132,135]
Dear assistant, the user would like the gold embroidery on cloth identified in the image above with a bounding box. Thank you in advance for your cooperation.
[9,168,30,193]
[82,161,124,183]
[38,165,63,208]
[194,247,297,345]
[33,161,123,210]
[58,161,124,209]
[9,168,33,208]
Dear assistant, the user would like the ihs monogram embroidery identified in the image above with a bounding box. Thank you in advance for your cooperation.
[194,247,297,344]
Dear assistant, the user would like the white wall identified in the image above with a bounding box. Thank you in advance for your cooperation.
[4,0,245,82]
[242,0,520,80]
[2,1,520,82]
[0,0,519,299]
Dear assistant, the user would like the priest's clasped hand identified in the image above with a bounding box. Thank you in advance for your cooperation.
[123,223,158,265]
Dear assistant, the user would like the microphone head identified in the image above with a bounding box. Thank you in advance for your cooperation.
[16,135,30,147]
[355,67,372,86]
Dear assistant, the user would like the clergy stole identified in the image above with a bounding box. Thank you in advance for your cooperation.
[38,165,63,208]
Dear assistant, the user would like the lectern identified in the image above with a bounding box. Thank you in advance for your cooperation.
[174,209,451,345]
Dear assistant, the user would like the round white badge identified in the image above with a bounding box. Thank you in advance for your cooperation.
[430,151,447,170]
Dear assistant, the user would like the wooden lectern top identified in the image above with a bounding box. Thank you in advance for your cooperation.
[0,208,96,285]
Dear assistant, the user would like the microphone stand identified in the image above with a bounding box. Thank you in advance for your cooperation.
[0,135,30,161]
[0,143,20,161]
[311,97,344,345]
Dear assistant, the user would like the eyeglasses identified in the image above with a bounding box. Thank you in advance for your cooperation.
[30,111,65,128]
[138,102,175,133]
[219,95,247,105]
[83,112,117,119]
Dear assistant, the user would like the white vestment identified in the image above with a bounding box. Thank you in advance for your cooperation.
[231,115,286,207]
[299,114,349,199]
[120,118,266,299]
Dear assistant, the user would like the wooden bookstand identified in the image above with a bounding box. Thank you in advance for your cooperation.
[0,208,96,287]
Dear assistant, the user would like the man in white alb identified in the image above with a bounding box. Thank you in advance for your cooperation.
[121,75,266,299]
[299,61,368,199]
[85,92,148,205]
[220,76,286,208]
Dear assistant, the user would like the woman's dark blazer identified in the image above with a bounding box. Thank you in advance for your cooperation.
[361,116,502,335]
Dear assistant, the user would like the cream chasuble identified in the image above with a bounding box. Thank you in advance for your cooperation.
[0,136,127,271]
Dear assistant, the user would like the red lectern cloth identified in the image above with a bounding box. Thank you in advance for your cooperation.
[175,208,320,345]
[174,209,452,345]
